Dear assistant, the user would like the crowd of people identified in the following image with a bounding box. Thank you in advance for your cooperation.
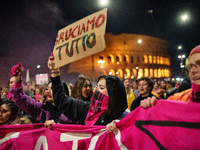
[0,45,199,136]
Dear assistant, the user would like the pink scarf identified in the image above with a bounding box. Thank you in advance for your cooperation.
[189,83,200,102]
[85,89,109,126]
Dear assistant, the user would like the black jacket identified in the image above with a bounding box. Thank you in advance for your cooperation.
[131,93,158,111]
[51,76,119,125]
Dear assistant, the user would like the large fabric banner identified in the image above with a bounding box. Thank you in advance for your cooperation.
[52,8,107,68]
[1,100,200,150]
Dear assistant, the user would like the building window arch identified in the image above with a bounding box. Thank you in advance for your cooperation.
[144,68,149,77]
[158,69,162,78]
[157,56,160,64]
[137,56,140,63]
[154,69,158,78]
[131,56,134,63]
[116,69,123,79]
[153,56,156,64]
[124,69,131,78]
[149,69,153,78]
[144,55,148,64]
[149,55,152,64]
[108,54,114,64]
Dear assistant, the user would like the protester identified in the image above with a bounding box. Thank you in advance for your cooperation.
[177,76,191,93]
[1,87,9,101]
[130,77,157,111]
[47,55,127,127]
[163,81,177,99]
[160,80,166,90]
[7,65,35,101]
[123,78,133,100]
[152,81,165,98]
[140,45,200,107]
[71,75,93,102]
[9,63,71,124]
[0,100,21,125]
[34,87,42,102]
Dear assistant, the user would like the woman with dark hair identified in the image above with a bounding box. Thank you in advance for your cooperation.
[71,75,93,102]
[0,100,21,125]
[9,63,70,123]
[130,77,157,111]
[46,56,127,126]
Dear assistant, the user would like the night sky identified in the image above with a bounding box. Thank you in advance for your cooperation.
[1,0,200,75]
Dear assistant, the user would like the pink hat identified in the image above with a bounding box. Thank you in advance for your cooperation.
[10,62,24,76]
[189,45,200,56]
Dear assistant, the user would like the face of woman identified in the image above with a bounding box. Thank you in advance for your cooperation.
[9,76,15,89]
[138,80,151,97]
[0,104,12,125]
[153,82,159,90]
[81,80,92,98]
[123,79,129,88]
[45,82,54,103]
[160,81,166,89]
[96,78,108,96]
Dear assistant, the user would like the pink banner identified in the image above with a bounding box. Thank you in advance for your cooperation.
[1,100,200,150]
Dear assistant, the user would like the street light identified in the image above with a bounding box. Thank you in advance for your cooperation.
[178,45,182,50]
[37,65,41,69]
[181,14,189,22]
[99,0,109,6]
[98,59,105,68]
[178,54,185,68]
[137,39,142,44]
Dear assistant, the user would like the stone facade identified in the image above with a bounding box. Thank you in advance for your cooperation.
[66,33,171,82]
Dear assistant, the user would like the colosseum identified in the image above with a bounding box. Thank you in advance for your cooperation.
[66,33,171,82]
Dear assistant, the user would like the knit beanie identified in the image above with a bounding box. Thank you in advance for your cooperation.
[189,45,200,56]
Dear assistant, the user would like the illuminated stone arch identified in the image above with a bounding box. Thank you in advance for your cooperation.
[144,68,149,77]
[108,54,114,64]
[153,56,156,64]
[154,69,158,78]
[116,54,122,65]
[138,68,143,78]
[149,55,152,64]
[158,69,162,78]
[108,69,115,75]
[132,69,137,78]
[124,54,130,63]
[164,69,167,77]
[149,69,153,78]
[157,56,160,64]
[162,69,165,77]
[124,68,131,78]
[167,69,170,77]
[116,69,123,79]
[160,57,163,65]
[143,55,148,64]
[163,57,166,65]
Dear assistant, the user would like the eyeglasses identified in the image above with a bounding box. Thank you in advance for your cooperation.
[187,63,200,71]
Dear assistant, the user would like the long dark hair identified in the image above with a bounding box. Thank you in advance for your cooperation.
[1,100,21,125]
[97,75,127,122]
[71,75,92,100]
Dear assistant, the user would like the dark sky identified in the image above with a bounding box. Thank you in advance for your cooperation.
[1,0,200,74]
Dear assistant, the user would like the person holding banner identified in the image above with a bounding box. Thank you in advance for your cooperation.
[9,63,71,124]
[47,55,127,126]
[140,45,200,108]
